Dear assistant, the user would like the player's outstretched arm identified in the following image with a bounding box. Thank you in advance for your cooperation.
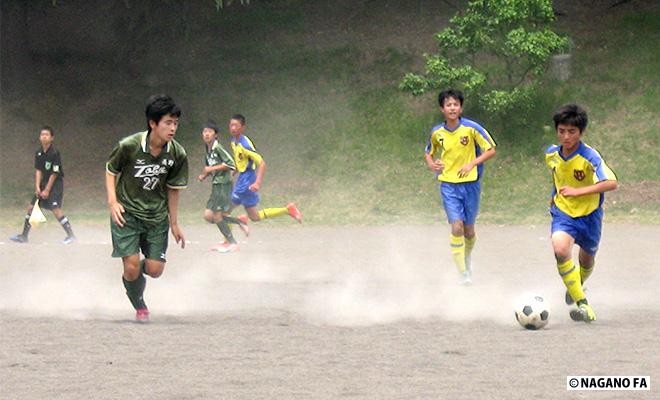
[105,171,125,226]
[167,188,185,249]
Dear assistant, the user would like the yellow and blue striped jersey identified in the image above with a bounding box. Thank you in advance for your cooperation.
[230,134,263,173]
[545,142,617,218]
[425,117,496,183]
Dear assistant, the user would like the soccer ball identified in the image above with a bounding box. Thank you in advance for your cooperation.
[515,294,550,330]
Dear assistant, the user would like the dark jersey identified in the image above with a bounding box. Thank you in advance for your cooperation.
[204,140,235,185]
[106,131,188,223]
[35,145,64,189]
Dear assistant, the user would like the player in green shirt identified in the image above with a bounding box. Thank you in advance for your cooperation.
[198,120,249,253]
[105,94,188,322]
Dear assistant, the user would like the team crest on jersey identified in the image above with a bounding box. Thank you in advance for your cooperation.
[45,161,52,170]
[136,159,146,165]
[573,169,585,181]
[460,136,469,146]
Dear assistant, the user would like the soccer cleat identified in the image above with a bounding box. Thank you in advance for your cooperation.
[459,271,472,286]
[9,234,28,243]
[212,242,239,253]
[135,308,150,323]
[569,303,596,323]
[287,203,302,223]
[565,286,588,305]
[237,214,250,237]
[62,235,77,245]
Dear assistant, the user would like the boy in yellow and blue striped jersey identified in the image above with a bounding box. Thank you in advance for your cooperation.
[545,104,617,323]
[424,90,496,284]
[228,114,302,225]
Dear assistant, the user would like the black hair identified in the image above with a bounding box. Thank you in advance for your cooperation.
[438,89,464,107]
[231,114,246,126]
[40,125,55,136]
[202,120,219,134]
[553,104,588,132]
[145,94,181,132]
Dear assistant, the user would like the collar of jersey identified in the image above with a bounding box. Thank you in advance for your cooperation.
[140,130,171,154]
[558,141,584,161]
[205,140,218,154]
[443,117,463,133]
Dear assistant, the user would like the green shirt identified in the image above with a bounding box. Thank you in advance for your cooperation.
[204,140,235,185]
[106,131,188,223]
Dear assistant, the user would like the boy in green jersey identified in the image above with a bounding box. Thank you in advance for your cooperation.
[105,94,188,322]
[198,120,249,253]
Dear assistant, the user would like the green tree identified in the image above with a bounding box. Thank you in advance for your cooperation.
[400,0,568,116]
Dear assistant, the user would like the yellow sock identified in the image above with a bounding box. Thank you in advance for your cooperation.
[450,234,466,274]
[580,263,594,284]
[258,207,288,220]
[558,260,586,303]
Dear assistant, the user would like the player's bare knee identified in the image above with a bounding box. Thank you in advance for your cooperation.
[123,266,141,281]
[144,260,165,278]
[450,222,464,237]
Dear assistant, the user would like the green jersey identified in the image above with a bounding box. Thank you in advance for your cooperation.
[106,131,188,223]
[204,140,235,184]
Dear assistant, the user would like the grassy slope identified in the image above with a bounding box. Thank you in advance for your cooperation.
[0,1,657,226]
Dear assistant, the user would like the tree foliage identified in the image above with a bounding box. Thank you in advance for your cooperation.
[400,0,568,115]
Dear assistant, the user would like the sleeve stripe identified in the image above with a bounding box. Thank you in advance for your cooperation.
[105,165,119,176]
[167,184,188,189]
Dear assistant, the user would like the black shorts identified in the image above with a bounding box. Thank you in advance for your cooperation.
[31,181,64,210]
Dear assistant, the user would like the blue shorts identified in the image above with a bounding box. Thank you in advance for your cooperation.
[550,205,603,256]
[440,180,481,225]
[232,172,260,208]
[232,188,260,208]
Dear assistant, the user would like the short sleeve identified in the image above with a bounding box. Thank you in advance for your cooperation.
[216,145,236,170]
[167,154,189,189]
[106,143,126,175]
[52,150,62,174]
[473,126,496,152]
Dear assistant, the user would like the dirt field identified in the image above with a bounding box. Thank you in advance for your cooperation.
[1,224,658,399]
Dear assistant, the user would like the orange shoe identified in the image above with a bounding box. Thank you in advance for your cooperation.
[237,214,250,237]
[287,203,302,224]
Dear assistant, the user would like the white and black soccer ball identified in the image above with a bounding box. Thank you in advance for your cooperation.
[515,294,550,330]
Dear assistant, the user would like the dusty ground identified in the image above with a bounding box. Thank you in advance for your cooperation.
[0,224,658,399]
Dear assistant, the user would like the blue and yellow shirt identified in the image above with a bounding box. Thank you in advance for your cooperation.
[545,141,617,218]
[425,117,496,183]
[230,134,263,192]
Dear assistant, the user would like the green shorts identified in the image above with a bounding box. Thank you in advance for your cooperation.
[206,182,233,213]
[111,212,169,261]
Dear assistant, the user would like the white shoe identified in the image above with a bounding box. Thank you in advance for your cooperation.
[212,242,239,253]
[459,271,472,286]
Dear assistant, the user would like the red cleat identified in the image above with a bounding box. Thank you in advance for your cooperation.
[237,214,250,237]
[287,203,302,224]
[136,308,150,323]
